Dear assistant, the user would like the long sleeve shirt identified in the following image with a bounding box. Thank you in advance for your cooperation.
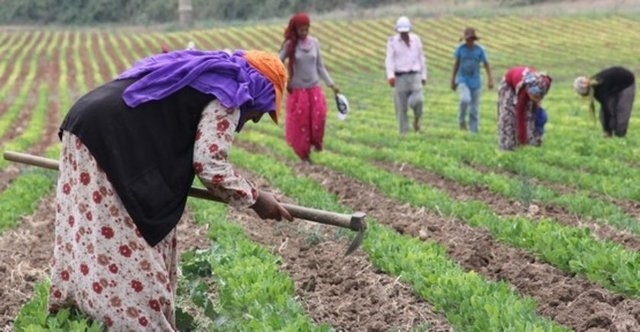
[59,78,256,246]
[279,37,334,89]
[193,99,258,208]
[593,66,635,106]
[385,33,427,81]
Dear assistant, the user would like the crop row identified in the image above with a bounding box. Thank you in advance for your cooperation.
[318,105,639,226]
[240,127,640,298]
[322,86,640,202]
[13,198,328,331]
[1,15,639,329]
[226,147,567,331]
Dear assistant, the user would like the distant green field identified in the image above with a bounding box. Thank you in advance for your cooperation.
[2,13,640,331]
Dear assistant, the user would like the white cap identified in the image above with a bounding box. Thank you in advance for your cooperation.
[395,16,411,32]
[186,41,196,50]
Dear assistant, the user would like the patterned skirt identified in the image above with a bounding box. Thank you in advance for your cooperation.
[497,79,542,150]
[285,85,328,161]
[49,132,178,331]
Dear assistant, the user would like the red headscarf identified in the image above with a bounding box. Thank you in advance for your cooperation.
[283,13,310,75]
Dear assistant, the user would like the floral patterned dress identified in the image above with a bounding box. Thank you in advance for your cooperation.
[49,100,257,331]
[497,67,543,150]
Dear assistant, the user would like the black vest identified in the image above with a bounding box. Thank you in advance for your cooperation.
[60,79,216,246]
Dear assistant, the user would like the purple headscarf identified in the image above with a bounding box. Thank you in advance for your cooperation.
[117,50,275,130]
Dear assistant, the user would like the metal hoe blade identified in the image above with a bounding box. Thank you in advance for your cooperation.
[344,212,367,256]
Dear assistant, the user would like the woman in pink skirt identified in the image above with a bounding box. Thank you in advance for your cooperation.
[49,49,292,331]
[279,13,339,165]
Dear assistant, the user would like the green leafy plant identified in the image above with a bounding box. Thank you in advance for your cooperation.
[13,281,103,332]
[229,147,567,331]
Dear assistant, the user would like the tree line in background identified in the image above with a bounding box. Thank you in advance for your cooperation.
[0,0,562,25]
[0,0,413,25]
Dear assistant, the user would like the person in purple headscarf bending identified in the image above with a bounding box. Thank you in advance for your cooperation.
[49,49,292,331]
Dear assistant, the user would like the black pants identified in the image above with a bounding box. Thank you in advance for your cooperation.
[600,82,635,137]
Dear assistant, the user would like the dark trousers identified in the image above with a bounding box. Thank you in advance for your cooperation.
[601,83,635,137]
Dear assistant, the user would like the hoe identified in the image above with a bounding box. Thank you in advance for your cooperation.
[3,151,366,256]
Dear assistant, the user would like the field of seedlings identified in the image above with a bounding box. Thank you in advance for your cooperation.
[1,10,640,332]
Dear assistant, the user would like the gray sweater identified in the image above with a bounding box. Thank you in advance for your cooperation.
[279,37,334,89]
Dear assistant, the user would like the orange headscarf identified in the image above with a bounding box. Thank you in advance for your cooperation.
[243,50,288,124]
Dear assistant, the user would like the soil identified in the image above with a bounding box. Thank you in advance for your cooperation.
[0,174,455,331]
[470,162,640,223]
[3,5,640,329]
[78,32,96,89]
[226,170,453,331]
[234,140,640,332]
[126,32,154,59]
[0,31,60,192]
[99,32,129,72]
[298,161,640,332]
[0,35,42,141]
[89,31,116,82]
[376,160,640,251]
[0,192,54,329]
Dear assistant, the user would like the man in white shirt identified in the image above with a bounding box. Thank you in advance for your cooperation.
[385,16,427,135]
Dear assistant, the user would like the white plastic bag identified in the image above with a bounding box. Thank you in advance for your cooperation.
[335,93,349,120]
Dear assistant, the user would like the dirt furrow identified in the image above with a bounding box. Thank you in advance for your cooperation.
[5,38,63,180]
[118,31,147,61]
[28,31,63,156]
[312,163,640,332]
[0,191,55,328]
[0,33,60,192]
[470,161,640,223]
[64,31,82,103]
[0,32,44,137]
[378,161,640,252]
[0,70,36,143]
[227,169,454,332]
[0,32,35,100]
[140,33,164,55]
[38,45,62,155]
[89,31,115,82]
[235,140,640,332]
[77,32,96,90]
[0,179,453,331]
[101,32,130,73]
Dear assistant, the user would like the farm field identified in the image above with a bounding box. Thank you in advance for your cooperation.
[1,9,640,332]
